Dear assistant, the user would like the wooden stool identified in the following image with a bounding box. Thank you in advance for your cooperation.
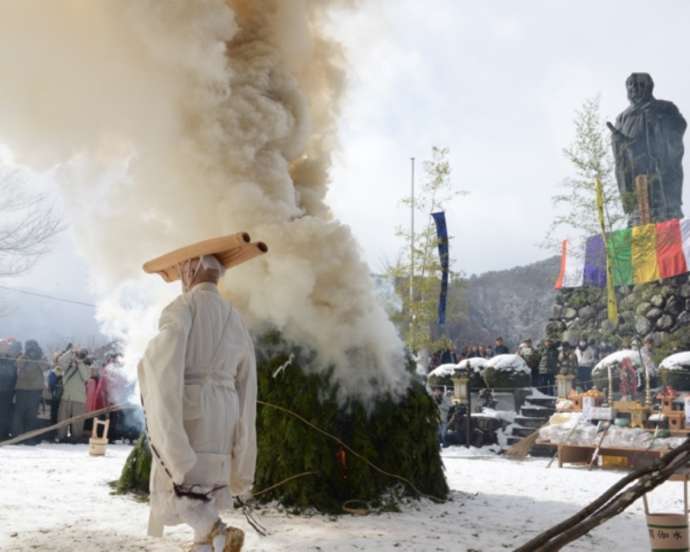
[89,418,110,456]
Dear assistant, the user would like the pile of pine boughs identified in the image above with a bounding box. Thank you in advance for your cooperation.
[116,332,448,513]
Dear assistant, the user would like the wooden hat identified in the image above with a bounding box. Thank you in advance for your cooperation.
[143,232,268,283]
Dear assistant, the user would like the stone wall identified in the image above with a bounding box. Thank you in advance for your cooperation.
[545,274,690,354]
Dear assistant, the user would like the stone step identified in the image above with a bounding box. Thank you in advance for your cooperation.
[514,416,548,429]
[529,442,556,458]
[521,406,555,418]
[512,425,537,438]
[524,396,557,408]
[505,435,522,447]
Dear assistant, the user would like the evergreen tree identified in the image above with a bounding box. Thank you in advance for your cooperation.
[116,333,449,512]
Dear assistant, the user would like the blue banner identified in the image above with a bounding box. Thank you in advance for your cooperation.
[431,211,449,327]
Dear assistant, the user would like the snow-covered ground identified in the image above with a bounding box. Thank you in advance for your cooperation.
[0,443,684,551]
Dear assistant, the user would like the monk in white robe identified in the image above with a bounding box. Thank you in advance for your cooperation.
[138,234,266,552]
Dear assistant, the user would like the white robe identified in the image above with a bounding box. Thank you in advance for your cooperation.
[138,282,257,537]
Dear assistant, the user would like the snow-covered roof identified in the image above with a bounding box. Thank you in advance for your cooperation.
[428,363,458,379]
[485,354,530,374]
[458,357,488,373]
[660,352,690,371]
[593,350,642,372]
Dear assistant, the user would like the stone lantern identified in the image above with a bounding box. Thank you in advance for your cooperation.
[451,366,470,405]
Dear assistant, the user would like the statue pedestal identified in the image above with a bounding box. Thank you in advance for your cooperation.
[556,374,575,399]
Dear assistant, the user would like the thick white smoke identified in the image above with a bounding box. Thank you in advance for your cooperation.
[0,0,408,399]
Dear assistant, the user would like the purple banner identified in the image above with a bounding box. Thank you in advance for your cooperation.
[583,234,606,288]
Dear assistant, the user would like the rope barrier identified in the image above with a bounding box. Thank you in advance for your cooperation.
[0,284,97,308]
[250,471,318,499]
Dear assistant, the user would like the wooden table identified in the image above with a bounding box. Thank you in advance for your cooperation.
[554,443,667,469]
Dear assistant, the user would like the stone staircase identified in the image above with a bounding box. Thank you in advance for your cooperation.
[505,394,557,457]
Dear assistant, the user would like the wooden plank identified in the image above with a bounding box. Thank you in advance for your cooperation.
[0,403,133,446]
[556,443,665,470]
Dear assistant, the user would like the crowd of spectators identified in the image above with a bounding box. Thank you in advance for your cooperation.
[0,339,139,444]
[426,335,617,391]
[428,335,628,447]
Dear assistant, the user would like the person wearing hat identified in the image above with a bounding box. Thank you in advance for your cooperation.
[138,233,266,552]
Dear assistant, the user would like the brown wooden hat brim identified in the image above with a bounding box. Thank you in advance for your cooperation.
[142,232,268,282]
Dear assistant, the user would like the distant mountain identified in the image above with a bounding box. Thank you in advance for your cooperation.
[373,256,561,351]
[3,256,561,356]
[448,256,560,350]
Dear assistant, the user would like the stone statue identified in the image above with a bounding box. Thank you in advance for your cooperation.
[608,73,687,224]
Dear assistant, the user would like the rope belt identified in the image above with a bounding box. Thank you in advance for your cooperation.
[184,374,236,391]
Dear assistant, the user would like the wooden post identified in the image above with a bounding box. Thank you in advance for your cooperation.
[466,384,472,449]
[636,174,651,225]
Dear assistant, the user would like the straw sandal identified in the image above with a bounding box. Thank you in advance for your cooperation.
[192,520,244,552]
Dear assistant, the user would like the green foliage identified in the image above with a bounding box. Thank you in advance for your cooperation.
[542,96,625,253]
[654,325,690,366]
[482,367,531,389]
[254,333,448,513]
[115,434,152,497]
[389,146,466,352]
[659,368,690,391]
[116,333,449,514]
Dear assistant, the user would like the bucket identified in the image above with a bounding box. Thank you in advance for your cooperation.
[644,479,689,551]
[88,418,110,457]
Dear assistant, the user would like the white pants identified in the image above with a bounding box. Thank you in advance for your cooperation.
[175,495,221,543]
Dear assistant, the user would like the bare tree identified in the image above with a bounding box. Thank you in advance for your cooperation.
[389,146,465,352]
[0,170,62,277]
[541,96,626,253]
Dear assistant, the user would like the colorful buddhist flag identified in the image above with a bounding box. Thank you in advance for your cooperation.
[609,228,633,286]
[595,179,618,323]
[657,219,688,279]
[555,239,585,288]
[632,223,660,284]
[555,217,690,289]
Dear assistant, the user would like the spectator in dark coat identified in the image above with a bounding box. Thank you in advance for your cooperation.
[440,344,458,365]
[0,340,21,440]
[538,339,559,395]
[494,337,509,355]
[12,339,48,441]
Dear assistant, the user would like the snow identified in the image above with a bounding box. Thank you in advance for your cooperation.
[1,443,687,551]
[525,387,552,400]
[428,363,457,379]
[479,408,517,423]
[659,351,690,371]
[458,357,488,373]
[485,354,530,374]
[593,350,642,373]
[538,415,686,450]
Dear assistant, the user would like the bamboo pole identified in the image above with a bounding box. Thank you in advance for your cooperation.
[516,438,690,551]
[0,403,135,447]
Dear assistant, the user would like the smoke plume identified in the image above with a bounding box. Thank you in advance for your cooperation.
[0,0,408,399]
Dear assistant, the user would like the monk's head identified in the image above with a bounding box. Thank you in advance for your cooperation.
[626,73,654,106]
[180,255,225,292]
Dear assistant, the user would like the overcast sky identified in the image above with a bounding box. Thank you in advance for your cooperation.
[10,0,690,309]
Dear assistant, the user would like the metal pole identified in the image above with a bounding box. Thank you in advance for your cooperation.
[466,385,472,449]
[409,157,415,352]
